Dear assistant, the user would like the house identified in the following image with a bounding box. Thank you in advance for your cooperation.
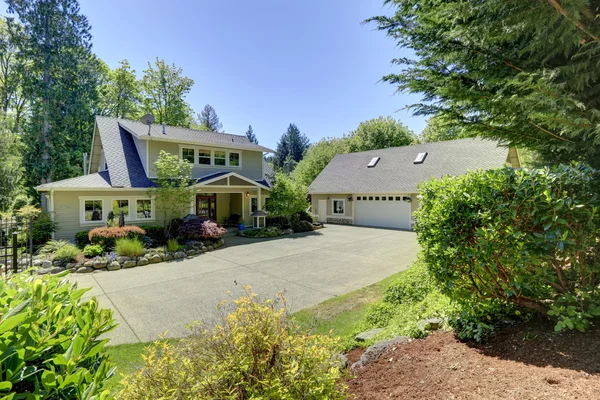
[308,138,521,230]
[35,116,275,241]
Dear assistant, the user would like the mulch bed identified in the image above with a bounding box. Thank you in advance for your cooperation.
[346,321,600,399]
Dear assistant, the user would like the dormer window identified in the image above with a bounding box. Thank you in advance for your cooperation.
[198,149,211,165]
[214,151,226,166]
[179,146,243,168]
[367,157,380,168]
[414,152,428,164]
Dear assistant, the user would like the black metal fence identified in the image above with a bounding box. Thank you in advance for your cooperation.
[0,216,33,274]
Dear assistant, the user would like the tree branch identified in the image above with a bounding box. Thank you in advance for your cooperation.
[547,0,600,42]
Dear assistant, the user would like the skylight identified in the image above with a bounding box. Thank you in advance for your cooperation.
[367,157,380,168]
[414,152,428,164]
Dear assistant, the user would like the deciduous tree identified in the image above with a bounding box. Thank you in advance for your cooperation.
[98,59,141,119]
[0,117,22,211]
[348,116,417,152]
[265,171,309,224]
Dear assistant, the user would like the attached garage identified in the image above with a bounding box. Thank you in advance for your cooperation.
[354,195,411,230]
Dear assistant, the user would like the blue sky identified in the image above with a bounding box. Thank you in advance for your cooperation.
[5,0,426,149]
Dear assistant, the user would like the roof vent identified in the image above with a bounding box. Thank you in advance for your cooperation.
[414,152,428,164]
[161,122,166,135]
[367,157,380,168]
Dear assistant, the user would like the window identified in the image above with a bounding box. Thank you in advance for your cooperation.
[251,197,258,213]
[214,150,226,166]
[357,196,362,201]
[198,149,211,165]
[388,196,393,201]
[136,199,152,220]
[395,196,401,201]
[333,199,345,215]
[375,196,380,201]
[84,200,103,222]
[369,196,373,201]
[414,152,428,164]
[367,157,380,168]
[112,199,129,219]
[229,152,240,167]
[382,196,387,201]
[182,148,195,164]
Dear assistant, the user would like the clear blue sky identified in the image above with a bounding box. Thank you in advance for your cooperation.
[5,0,427,150]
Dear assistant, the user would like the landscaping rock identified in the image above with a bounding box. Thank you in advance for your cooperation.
[93,268,107,273]
[207,246,214,251]
[107,261,121,271]
[163,253,173,261]
[93,260,107,269]
[355,328,384,342]
[50,266,65,274]
[351,336,411,370]
[174,251,186,259]
[201,246,208,252]
[65,262,79,270]
[338,354,348,369]
[38,267,51,275]
[42,260,52,269]
[122,260,137,268]
[186,250,196,256]
[53,261,62,267]
[149,254,162,264]
[136,257,149,266]
[18,257,32,266]
[32,259,44,267]
[117,256,131,264]
[76,266,94,273]
[83,260,94,268]
[283,228,294,235]
[419,318,443,331]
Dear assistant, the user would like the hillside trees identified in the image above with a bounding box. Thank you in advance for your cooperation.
[274,123,310,170]
[349,116,417,151]
[197,104,223,132]
[98,59,141,119]
[245,124,258,144]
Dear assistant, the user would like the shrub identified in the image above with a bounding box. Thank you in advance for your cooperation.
[139,225,166,245]
[179,217,226,240]
[168,217,184,239]
[38,239,69,255]
[383,259,434,305]
[15,204,40,219]
[115,238,145,258]
[296,210,314,223]
[291,220,314,233]
[51,243,81,263]
[75,229,91,249]
[88,225,146,251]
[166,238,179,253]
[31,211,58,247]
[240,226,284,238]
[119,287,345,399]
[83,244,104,257]
[11,193,30,211]
[415,164,600,332]
[0,272,115,398]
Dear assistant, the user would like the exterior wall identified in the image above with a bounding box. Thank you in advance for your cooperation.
[52,190,161,241]
[132,135,148,175]
[147,140,264,181]
[216,193,231,225]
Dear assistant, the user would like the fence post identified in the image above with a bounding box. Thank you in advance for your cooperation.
[12,232,17,274]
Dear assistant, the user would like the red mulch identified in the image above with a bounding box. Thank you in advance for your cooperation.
[346,322,600,399]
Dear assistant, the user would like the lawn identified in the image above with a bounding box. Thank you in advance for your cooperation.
[101,269,405,394]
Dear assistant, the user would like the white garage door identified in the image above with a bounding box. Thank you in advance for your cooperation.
[354,195,411,230]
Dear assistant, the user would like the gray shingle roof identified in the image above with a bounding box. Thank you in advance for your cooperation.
[37,171,112,190]
[308,138,511,194]
[113,117,275,153]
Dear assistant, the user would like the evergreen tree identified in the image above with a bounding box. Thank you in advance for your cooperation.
[0,117,22,211]
[98,59,141,119]
[368,0,600,168]
[141,58,194,127]
[0,17,27,131]
[6,0,101,188]
[197,104,223,132]
[274,123,309,170]
[245,124,258,144]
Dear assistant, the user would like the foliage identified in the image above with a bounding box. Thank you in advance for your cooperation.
[368,0,600,168]
[274,123,310,170]
[75,230,91,249]
[15,204,40,219]
[88,225,146,251]
[11,194,30,211]
[291,136,352,187]
[31,211,58,246]
[179,217,226,240]
[115,238,145,258]
[0,272,115,397]
[296,210,314,223]
[83,244,104,258]
[0,118,23,211]
[348,116,418,152]
[166,238,179,253]
[382,259,434,305]
[245,124,258,144]
[196,104,223,132]
[119,287,346,399]
[149,150,194,236]
[37,239,69,255]
[51,243,80,263]
[97,59,141,119]
[420,115,468,143]
[291,220,314,233]
[141,57,194,127]
[266,172,309,223]
[139,225,166,246]
[0,17,28,130]
[449,299,522,343]
[415,164,600,332]
[241,226,285,238]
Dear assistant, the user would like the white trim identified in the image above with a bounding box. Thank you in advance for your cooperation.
[331,198,346,216]
[145,141,150,176]
[49,189,55,239]
[178,144,243,169]
[37,187,150,192]
[132,132,275,153]
[194,172,270,190]
[87,124,97,175]
[78,196,156,225]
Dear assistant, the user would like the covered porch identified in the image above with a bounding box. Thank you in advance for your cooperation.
[189,172,270,227]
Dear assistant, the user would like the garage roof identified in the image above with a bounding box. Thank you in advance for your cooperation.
[308,138,513,194]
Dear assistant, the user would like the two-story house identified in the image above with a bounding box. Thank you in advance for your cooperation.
[35,116,275,241]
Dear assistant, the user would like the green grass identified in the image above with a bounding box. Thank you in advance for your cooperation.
[102,270,406,393]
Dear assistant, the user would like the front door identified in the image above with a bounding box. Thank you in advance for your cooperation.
[196,194,217,220]
[318,199,327,223]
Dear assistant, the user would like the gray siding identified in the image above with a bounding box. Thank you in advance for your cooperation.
[132,135,148,175]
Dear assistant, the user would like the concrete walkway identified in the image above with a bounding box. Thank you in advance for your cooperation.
[69,225,420,345]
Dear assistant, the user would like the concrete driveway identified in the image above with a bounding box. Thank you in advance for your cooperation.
[69,225,420,345]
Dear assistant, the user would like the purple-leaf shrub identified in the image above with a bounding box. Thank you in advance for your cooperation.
[179,217,227,240]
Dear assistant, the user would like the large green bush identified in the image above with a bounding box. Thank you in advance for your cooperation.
[0,272,116,398]
[119,287,346,399]
[415,164,600,332]
[75,230,91,249]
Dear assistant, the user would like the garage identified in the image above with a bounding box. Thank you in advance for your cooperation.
[354,195,411,230]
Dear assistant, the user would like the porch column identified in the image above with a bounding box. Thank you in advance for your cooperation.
[189,196,195,215]
[258,188,262,210]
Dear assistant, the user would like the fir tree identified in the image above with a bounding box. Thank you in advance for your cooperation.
[197,104,223,132]
[274,123,309,170]
[245,124,258,144]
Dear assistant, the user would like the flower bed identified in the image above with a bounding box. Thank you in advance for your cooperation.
[238,226,292,238]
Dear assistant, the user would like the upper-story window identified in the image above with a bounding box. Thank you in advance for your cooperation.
[198,149,211,165]
[182,148,195,164]
[214,151,227,166]
[229,152,240,167]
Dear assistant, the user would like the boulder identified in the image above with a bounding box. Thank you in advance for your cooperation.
[18,257,32,266]
[174,251,186,259]
[107,261,121,271]
[163,253,173,261]
[83,260,94,268]
[117,256,131,264]
[148,254,162,264]
[338,354,348,369]
[137,257,149,266]
[93,260,107,269]
[186,250,196,256]
[76,266,94,273]
[201,246,208,253]
[207,246,214,251]
[66,262,79,270]
[419,318,443,331]
[42,260,52,269]
[351,336,411,370]
[38,267,51,275]
[32,259,44,267]
[122,260,137,269]
[355,328,383,342]
[50,266,64,274]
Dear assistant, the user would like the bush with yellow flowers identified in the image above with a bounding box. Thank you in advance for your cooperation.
[119,286,347,399]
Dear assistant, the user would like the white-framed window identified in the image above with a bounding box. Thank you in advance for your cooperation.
[214,150,227,166]
[136,199,153,220]
[112,199,129,219]
[332,199,345,215]
[83,200,103,222]
[229,152,240,167]
[198,149,211,165]
[182,148,195,164]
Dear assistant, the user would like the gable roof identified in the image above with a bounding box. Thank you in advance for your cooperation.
[114,117,275,153]
[308,138,512,194]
